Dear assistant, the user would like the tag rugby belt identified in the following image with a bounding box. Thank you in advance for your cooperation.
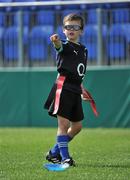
[53,75,99,117]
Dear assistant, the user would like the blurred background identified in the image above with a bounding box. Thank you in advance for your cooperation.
[0,0,130,127]
[0,0,130,67]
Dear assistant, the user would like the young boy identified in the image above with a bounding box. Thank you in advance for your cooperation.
[44,13,88,167]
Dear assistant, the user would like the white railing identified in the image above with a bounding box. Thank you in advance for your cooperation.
[0,0,130,7]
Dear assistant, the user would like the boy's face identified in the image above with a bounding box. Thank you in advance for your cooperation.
[63,20,83,43]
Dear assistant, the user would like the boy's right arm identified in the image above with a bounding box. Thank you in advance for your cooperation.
[50,34,62,49]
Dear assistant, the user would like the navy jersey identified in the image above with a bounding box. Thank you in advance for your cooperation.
[55,40,88,94]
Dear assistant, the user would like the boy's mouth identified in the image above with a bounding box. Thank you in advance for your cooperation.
[69,32,75,36]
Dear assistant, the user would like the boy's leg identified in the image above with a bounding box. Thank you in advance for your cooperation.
[67,121,82,138]
[49,121,82,156]
[46,119,82,164]
[57,117,82,166]
[50,135,72,156]
[46,134,72,164]
[46,116,70,163]
[57,115,70,161]
[57,117,82,167]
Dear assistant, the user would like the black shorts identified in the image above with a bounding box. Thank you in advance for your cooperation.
[57,89,84,122]
[44,83,84,122]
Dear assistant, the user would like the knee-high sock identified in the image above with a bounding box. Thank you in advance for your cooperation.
[57,135,70,161]
[51,135,72,157]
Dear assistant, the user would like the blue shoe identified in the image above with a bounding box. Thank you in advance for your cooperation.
[44,163,69,171]
[46,151,62,164]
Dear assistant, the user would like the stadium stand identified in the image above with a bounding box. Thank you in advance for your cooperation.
[37,10,55,26]
[0,12,5,26]
[83,25,97,61]
[87,9,108,25]
[0,27,4,61]
[111,8,130,24]
[3,26,28,61]
[107,24,126,60]
[29,26,48,61]
[122,23,130,43]
[4,26,19,61]
[62,9,81,18]
[83,25,107,61]
[13,11,30,26]
[56,25,66,40]
[0,1,129,66]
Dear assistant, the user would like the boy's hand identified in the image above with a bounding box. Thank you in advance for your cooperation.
[50,34,61,49]
[81,85,92,101]
[81,88,91,101]
[50,34,60,42]
[81,86,99,116]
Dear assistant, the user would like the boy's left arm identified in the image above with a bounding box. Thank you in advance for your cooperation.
[81,84,90,101]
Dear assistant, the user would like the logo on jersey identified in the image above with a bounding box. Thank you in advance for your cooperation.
[77,63,85,77]
[73,50,78,55]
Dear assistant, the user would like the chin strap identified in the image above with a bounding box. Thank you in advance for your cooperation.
[81,86,99,117]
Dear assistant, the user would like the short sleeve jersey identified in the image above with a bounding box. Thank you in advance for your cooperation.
[56,40,88,94]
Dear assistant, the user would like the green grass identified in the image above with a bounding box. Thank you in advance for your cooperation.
[0,128,130,180]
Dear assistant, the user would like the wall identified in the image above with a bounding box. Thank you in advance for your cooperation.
[0,67,130,127]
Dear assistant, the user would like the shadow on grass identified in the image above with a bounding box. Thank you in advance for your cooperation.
[79,163,130,169]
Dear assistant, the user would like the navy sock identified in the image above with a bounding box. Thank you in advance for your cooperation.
[51,143,60,156]
[51,135,72,156]
[67,135,73,142]
[57,135,70,161]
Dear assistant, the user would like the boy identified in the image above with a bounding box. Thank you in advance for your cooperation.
[44,13,88,167]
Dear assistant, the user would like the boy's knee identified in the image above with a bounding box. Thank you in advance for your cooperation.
[77,124,82,132]
[72,123,82,133]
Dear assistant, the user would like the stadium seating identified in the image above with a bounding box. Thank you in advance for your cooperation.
[107,24,126,60]
[29,26,49,61]
[83,25,97,61]
[56,26,66,40]
[87,9,108,25]
[122,23,130,43]
[62,9,81,18]
[83,25,107,61]
[0,27,5,59]
[37,10,55,26]
[0,27,4,41]
[0,1,129,65]
[37,25,54,44]
[13,11,30,26]
[87,9,97,24]
[111,9,130,24]
[109,2,130,9]
[0,12,5,26]
[4,27,19,61]
[3,26,28,61]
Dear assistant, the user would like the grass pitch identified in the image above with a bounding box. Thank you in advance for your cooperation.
[0,128,130,180]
